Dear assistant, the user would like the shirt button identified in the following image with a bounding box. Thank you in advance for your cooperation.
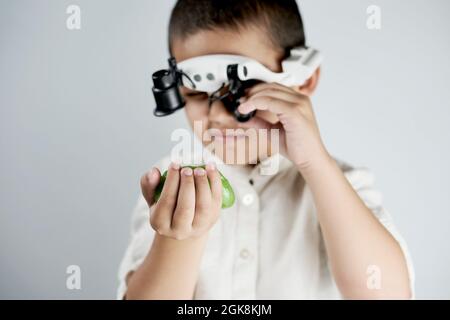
[242,194,254,206]
[249,179,254,185]
[240,249,250,259]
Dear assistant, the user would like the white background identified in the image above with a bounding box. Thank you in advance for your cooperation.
[1,0,449,298]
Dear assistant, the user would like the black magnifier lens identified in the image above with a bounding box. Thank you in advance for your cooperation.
[207,70,260,122]
[229,79,260,122]
[234,109,256,122]
[219,90,256,122]
[153,70,174,89]
[152,68,185,116]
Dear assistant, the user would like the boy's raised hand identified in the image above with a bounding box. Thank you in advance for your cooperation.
[238,82,329,173]
[140,162,222,240]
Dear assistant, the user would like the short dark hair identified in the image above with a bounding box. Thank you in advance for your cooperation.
[168,0,306,57]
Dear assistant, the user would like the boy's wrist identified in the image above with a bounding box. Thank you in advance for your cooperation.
[154,231,210,247]
[296,150,336,182]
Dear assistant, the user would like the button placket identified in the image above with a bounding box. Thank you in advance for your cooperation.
[240,248,251,260]
[232,184,259,299]
[242,193,254,206]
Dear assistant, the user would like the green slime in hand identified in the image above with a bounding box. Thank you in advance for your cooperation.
[153,165,235,209]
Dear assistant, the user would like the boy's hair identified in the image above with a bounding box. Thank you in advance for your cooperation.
[168,0,306,57]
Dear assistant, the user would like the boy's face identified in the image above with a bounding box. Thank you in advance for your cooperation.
[171,27,310,166]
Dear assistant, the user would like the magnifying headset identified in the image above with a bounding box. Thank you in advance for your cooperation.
[151,46,323,122]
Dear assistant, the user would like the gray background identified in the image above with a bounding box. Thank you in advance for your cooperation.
[1,0,449,299]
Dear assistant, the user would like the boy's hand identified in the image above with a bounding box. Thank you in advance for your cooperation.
[140,162,222,240]
[238,82,329,173]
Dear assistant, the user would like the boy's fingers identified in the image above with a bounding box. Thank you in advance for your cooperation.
[247,82,294,96]
[250,111,279,128]
[206,163,222,207]
[172,167,196,233]
[192,167,212,229]
[238,96,298,118]
[248,88,299,104]
[140,167,161,207]
[153,163,180,229]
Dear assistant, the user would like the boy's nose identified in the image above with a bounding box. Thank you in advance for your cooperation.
[208,99,237,127]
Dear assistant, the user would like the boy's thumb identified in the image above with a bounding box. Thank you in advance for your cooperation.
[140,167,161,207]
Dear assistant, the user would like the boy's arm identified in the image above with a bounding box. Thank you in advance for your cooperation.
[301,154,411,299]
[125,233,208,300]
[239,82,411,299]
[124,163,222,300]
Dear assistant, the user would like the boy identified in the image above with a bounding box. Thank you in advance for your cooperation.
[117,0,414,299]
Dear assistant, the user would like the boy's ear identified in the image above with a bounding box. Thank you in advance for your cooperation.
[295,67,321,96]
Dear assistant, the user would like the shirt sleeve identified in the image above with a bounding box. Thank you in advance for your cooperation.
[341,162,416,299]
[116,194,155,299]
[116,157,171,300]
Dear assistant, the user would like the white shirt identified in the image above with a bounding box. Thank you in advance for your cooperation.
[117,151,415,299]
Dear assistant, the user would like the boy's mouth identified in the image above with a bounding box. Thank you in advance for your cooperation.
[207,127,249,140]
[210,130,247,140]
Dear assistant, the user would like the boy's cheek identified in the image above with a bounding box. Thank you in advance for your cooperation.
[184,103,209,127]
